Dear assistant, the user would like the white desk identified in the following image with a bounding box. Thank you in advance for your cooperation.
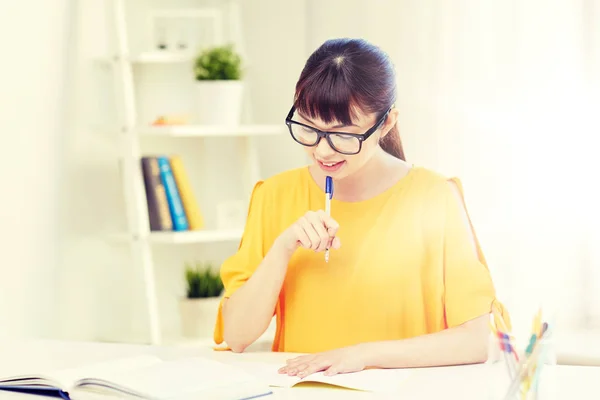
[0,339,598,399]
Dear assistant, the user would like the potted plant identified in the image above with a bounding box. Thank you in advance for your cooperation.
[179,261,224,338]
[193,44,244,125]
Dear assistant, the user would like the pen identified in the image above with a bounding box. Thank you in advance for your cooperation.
[493,305,519,362]
[325,176,333,263]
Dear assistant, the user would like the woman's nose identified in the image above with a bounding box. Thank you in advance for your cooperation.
[315,136,336,158]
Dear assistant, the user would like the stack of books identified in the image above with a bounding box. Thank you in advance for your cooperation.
[140,155,204,232]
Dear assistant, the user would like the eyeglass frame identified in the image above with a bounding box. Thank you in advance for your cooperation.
[284,105,392,155]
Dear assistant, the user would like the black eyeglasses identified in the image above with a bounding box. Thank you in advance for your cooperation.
[285,106,392,155]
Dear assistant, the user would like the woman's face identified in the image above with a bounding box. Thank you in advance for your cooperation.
[295,108,396,181]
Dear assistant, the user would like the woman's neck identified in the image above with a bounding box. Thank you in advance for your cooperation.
[310,148,411,202]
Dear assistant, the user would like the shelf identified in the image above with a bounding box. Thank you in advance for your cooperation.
[129,51,196,64]
[95,51,255,69]
[109,229,244,244]
[137,124,287,137]
[162,324,276,351]
[93,52,195,65]
[116,319,276,349]
[148,229,243,244]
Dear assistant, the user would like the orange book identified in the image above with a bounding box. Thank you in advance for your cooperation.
[169,155,204,230]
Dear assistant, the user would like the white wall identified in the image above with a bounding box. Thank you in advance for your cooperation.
[0,0,71,339]
[306,0,600,337]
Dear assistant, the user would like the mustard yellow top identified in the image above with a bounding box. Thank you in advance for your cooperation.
[213,166,510,353]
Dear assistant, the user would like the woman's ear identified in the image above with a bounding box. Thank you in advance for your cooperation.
[379,107,400,139]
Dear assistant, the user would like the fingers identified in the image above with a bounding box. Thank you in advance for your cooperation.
[298,216,322,251]
[315,209,340,238]
[297,360,329,378]
[330,236,341,249]
[324,218,340,239]
[292,223,312,249]
[324,365,339,376]
[304,213,330,252]
[278,362,309,376]
[318,210,340,251]
[278,355,313,375]
[295,211,340,252]
[279,356,330,378]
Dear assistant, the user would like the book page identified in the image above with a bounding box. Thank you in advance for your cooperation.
[75,357,271,399]
[49,355,162,389]
[232,361,413,393]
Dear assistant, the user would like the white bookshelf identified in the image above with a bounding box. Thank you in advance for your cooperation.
[106,0,274,345]
[149,229,243,244]
[129,51,196,64]
[109,228,244,244]
[95,52,193,65]
[137,124,286,137]
[101,51,254,68]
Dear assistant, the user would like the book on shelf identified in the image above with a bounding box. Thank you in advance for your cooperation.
[157,156,188,231]
[140,155,204,233]
[169,155,204,230]
[0,355,272,400]
[141,157,173,231]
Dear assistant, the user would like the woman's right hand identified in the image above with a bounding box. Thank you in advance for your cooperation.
[275,210,341,255]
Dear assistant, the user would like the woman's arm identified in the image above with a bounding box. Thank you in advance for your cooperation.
[279,314,491,377]
[223,210,340,353]
[360,180,490,367]
[363,314,490,368]
[362,180,499,368]
[222,239,291,353]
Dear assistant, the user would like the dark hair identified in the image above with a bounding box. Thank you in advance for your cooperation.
[293,38,405,160]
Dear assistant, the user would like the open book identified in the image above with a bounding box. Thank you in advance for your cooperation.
[0,355,272,400]
[232,361,413,393]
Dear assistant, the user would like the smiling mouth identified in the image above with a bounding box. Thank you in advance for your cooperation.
[316,160,346,171]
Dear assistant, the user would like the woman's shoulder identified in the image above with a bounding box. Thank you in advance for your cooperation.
[409,165,459,196]
[408,166,472,222]
[247,166,311,204]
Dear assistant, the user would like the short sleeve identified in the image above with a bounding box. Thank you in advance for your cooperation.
[213,181,267,345]
[442,178,511,330]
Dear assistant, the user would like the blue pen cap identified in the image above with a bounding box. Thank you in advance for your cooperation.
[325,176,333,195]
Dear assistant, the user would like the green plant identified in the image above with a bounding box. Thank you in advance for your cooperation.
[193,44,242,81]
[184,262,224,298]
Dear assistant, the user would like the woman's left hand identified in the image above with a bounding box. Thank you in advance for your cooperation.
[278,344,369,377]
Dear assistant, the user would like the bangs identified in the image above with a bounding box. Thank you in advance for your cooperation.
[294,64,361,126]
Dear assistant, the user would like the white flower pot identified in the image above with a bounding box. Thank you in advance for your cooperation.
[194,80,244,125]
[179,296,222,338]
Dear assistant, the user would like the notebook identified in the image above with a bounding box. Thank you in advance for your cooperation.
[232,361,413,393]
[0,355,272,400]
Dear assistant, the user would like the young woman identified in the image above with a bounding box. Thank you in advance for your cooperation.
[213,38,510,377]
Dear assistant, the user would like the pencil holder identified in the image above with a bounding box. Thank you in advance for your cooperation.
[499,335,556,400]
[487,308,557,400]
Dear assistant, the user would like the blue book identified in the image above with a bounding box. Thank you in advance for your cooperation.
[157,156,189,231]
